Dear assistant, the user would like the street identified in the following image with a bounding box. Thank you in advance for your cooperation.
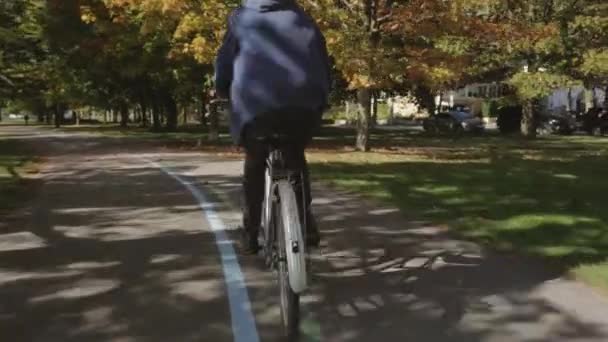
[1,126,608,342]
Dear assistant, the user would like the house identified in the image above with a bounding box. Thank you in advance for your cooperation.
[389,82,606,119]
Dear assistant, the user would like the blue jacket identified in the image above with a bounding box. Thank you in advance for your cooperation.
[215,0,331,144]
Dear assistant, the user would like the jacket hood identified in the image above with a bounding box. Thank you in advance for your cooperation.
[243,0,296,12]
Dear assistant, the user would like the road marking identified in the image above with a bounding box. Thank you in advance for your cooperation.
[206,180,322,342]
[149,160,260,342]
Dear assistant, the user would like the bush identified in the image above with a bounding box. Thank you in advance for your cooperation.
[496,105,523,134]
[482,100,500,118]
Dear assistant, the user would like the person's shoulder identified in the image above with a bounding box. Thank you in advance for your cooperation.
[292,5,321,28]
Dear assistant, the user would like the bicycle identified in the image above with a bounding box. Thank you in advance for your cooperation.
[258,134,309,339]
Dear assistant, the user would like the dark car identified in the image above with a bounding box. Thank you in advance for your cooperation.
[538,112,577,135]
[580,108,608,135]
[423,111,485,134]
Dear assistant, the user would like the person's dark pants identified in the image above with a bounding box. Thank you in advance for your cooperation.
[241,111,319,238]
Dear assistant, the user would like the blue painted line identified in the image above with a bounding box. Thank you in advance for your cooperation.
[150,161,260,342]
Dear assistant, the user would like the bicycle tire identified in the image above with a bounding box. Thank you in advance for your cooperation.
[261,168,273,268]
[276,180,306,339]
[277,181,307,293]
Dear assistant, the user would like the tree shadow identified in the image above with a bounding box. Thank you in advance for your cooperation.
[3,126,608,341]
[185,169,608,341]
[0,143,282,341]
[310,151,608,270]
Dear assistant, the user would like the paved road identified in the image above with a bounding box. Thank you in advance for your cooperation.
[1,126,608,342]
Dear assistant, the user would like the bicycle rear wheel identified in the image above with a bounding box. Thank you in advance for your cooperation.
[275,180,306,339]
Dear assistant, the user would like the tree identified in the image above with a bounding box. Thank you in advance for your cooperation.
[1,0,53,119]
[305,0,537,148]
[490,0,608,136]
[304,0,400,151]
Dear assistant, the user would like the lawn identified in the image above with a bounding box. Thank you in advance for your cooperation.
[0,139,39,216]
[307,130,608,291]
[58,124,235,148]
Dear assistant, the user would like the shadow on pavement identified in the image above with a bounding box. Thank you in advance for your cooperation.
[197,170,608,342]
[1,127,607,342]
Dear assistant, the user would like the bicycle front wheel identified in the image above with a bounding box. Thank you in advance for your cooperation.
[275,180,306,339]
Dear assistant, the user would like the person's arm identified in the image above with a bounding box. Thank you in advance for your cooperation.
[317,28,332,109]
[215,13,239,99]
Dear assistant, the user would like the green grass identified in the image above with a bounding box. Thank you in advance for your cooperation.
[308,130,608,291]
[0,119,42,126]
[58,124,236,151]
[0,139,39,215]
[573,263,608,294]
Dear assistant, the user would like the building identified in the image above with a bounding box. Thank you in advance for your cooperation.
[390,82,606,118]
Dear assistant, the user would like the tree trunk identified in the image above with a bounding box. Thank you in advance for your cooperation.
[208,100,220,142]
[371,91,378,127]
[345,100,351,123]
[388,98,395,124]
[0,108,2,122]
[592,88,598,108]
[75,111,80,126]
[182,106,188,126]
[152,102,161,131]
[164,96,178,131]
[521,99,537,137]
[605,85,608,109]
[119,104,128,127]
[584,87,594,111]
[54,104,61,128]
[355,88,372,151]
[200,92,208,128]
[566,87,572,112]
[140,101,148,127]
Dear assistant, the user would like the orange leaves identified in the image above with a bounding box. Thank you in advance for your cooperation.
[86,0,236,65]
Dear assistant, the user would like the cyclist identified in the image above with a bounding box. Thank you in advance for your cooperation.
[215,0,331,253]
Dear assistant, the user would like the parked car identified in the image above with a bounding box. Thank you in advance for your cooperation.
[423,110,485,133]
[579,108,608,135]
[538,112,577,135]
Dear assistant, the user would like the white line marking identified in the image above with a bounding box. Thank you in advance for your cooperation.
[149,160,260,342]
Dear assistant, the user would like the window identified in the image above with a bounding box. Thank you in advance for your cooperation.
[489,85,497,98]
[479,86,487,98]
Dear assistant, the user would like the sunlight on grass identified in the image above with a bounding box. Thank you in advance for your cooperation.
[573,263,608,294]
[0,140,39,214]
[309,133,608,291]
[412,185,460,195]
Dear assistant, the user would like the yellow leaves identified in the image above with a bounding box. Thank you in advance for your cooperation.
[579,49,608,77]
[94,0,234,64]
[349,74,373,89]
[509,72,581,100]
[190,35,212,60]
[173,12,203,40]
[80,6,97,24]
[406,62,459,89]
